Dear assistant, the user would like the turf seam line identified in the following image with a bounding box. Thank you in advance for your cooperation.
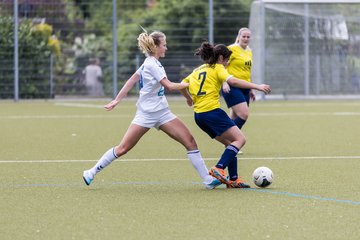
[2,181,359,206]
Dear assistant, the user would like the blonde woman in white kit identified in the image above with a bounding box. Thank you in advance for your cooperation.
[82,30,221,189]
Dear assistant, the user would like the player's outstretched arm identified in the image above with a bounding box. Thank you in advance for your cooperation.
[227,77,271,94]
[104,73,140,111]
[160,78,189,91]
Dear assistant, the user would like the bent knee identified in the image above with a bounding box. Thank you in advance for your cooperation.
[232,105,249,120]
[236,134,246,147]
[184,136,198,150]
[114,145,130,157]
[238,112,249,120]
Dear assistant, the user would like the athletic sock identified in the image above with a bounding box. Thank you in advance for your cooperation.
[227,156,238,181]
[187,149,213,184]
[216,145,239,169]
[90,147,118,175]
[233,117,246,129]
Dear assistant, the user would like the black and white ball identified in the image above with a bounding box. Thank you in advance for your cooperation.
[252,166,273,188]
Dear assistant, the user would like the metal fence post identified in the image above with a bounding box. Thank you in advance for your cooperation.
[260,0,265,100]
[304,3,310,96]
[14,0,19,101]
[112,0,118,98]
[208,0,213,44]
[50,54,54,98]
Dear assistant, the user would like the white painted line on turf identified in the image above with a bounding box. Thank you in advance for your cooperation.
[55,102,194,109]
[333,112,360,115]
[0,115,133,119]
[252,112,360,116]
[55,103,104,108]
[1,112,359,120]
[1,155,360,163]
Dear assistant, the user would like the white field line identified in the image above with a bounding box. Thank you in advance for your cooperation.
[251,102,360,107]
[253,112,360,116]
[1,111,360,120]
[0,115,133,119]
[55,103,105,108]
[54,101,360,108]
[54,102,196,109]
[1,155,360,163]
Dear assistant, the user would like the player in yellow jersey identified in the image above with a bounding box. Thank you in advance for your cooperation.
[222,28,254,133]
[181,41,271,188]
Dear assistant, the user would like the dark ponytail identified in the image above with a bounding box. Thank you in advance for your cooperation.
[195,41,232,66]
[194,41,216,64]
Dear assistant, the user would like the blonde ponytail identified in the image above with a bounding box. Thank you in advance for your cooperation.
[137,28,166,56]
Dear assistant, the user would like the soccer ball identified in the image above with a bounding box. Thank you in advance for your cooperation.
[252,166,273,188]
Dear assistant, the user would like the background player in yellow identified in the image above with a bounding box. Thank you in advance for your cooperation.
[222,27,255,133]
[181,41,271,188]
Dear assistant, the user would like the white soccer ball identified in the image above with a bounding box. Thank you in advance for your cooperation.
[252,166,273,188]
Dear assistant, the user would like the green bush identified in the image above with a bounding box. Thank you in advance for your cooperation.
[0,17,59,99]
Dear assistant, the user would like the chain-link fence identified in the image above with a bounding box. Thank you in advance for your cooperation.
[250,0,360,98]
[0,0,250,99]
[3,0,360,100]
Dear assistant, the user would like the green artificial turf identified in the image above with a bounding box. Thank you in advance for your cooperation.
[1,99,360,240]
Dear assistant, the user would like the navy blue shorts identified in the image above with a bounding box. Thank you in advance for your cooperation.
[221,86,250,108]
[194,108,235,139]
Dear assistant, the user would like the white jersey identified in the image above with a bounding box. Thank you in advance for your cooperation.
[135,56,169,112]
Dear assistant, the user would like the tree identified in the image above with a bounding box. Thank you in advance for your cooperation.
[115,0,251,83]
[0,17,60,98]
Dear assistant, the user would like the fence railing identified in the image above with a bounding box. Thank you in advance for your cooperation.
[1,0,251,100]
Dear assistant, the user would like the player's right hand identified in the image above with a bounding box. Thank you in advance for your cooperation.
[104,100,119,111]
[259,84,271,94]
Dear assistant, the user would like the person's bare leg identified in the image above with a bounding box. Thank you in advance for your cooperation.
[83,124,149,185]
[160,118,220,188]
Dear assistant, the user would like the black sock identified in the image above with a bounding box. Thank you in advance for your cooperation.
[227,156,238,181]
[233,117,246,129]
[216,145,239,169]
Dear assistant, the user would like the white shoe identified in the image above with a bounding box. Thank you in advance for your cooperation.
[204,177,222,190]
[83,170,94,186]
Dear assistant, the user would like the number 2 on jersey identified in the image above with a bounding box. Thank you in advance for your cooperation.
[197,72,206,96]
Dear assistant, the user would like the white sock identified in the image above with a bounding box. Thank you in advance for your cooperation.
[187,150,213,184]
[90,147,118,175]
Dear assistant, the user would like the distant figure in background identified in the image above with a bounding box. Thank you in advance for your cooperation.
[83,58,104,96]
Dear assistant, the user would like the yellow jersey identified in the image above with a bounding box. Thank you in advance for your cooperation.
[182,63,231,113]
[227,44,252,82]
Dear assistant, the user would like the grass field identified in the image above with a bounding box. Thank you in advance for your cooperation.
[1,98,360,240]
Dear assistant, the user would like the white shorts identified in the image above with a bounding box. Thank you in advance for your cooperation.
[131,108,177,130]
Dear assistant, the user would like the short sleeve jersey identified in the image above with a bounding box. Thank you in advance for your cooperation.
[182,63,231,113]
[135,56,168,112]
[227,44,252,82]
